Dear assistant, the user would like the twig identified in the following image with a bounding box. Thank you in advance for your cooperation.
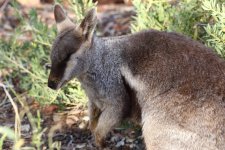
[0,94,8,107]
[48,123,63,150]
[3,55,45,82]
[0,0,10,12]
[0,83,21,140]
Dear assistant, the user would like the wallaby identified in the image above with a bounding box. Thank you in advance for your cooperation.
[48,4,225,150]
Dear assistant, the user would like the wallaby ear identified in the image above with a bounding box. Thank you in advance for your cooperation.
[79,8,97,41]
[54,4,75,32]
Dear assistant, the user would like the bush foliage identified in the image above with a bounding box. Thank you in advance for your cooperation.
[131,0,225,57]
[0,0,96,106]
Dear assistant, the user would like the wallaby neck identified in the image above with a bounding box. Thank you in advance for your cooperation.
[79,35,125,83]
[91,35,127,52]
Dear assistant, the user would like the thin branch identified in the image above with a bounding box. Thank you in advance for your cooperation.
[0,94,8,107]
[0,0,10,12]
[0,83,21,139]
[3,55,45,82]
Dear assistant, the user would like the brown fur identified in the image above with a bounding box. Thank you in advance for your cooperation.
[48,5,225,149]
[120,31,225,149]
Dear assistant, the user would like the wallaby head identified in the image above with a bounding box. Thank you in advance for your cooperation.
[48,4,97,90]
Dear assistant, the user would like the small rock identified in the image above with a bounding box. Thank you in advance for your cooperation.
[21,124,30,132]
[82,116,89,122]
[75,143,86,149]
[110,134,121,143]
[79,121,88,129]
[126,138,134,143]
[115,138,125,147]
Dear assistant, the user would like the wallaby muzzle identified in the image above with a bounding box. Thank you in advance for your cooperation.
[48,79,58,90]
[48,73,61,90]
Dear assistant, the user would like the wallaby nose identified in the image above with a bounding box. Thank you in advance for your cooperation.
[48,80,58,90]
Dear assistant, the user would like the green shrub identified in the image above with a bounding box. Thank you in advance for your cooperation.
[131,0,225,57]
[0,0,96,105]
[202,0,225,56]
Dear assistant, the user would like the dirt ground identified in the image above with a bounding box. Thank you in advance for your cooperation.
[0,1,146,150]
